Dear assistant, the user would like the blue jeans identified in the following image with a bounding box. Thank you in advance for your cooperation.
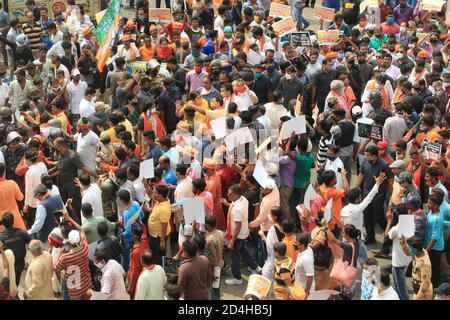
[121,242,131,273]
[231,239,258,280]
[156,0,171,8]
[392,266,410,300]
[248,231,262,266]
[61,279,71,300]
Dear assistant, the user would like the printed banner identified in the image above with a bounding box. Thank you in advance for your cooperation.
[245,275,272,300]
[313,5,336,21]
[422,139,442,162]
[95,10,106,24]
[269,3,292,18]
[291,32,311,47]
[126,61,148,74]
[94,0,121,72]
[416,33,427,42]
[420,0,445,12]
[359,0,378,13]
[357,122,383,141]
[272,16,296,37]
[148,8,172,23]
[317,30,340,45]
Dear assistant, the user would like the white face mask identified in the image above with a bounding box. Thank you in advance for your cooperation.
[92,96,97,103]
[397,52,403,60]
[443,82,450,88]
[400,27,406,33]
[417,28,424,33]
[94,261,105,269]
[286,74,294,80]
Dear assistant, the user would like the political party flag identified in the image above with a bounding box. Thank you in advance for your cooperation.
[94,0,121,72]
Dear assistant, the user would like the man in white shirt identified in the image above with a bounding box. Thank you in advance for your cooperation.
[224,184,261,285]
[341,173,386,265]
[73,117,99,173]
[24,151,48,228]
[50,54,70,79]
[388,207,412,300]
[174,164,194,201]
[214,5,226,32]
[77,173,103,224]
[324,145,345,189]
[66,68,88,117]
[127,164,145,204]
[383,106,408,146]
[264,92,288,129]
[79,88,96,119]
[371,269,400,300]
[295,233,315,296]
[0,74,8,106]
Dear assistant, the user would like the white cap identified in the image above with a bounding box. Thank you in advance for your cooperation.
[265,162,278,175]
[72,68,81,76]
[68,230,81,245]
[352,105,363,116]
[147,59,160,69]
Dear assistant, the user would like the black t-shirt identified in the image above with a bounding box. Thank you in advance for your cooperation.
[313,69,336,103]
[0,228,32,262]
[199,8,214,27]
[243,187,260,222]
[251,75,273,106]
[342,0,360,26]
[57,149,84,189]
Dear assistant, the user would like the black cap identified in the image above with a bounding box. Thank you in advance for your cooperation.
[332,108,346,117]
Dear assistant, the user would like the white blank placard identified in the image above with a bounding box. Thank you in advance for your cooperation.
[224,126,254,151]
[303,184,317,211]
[183,198,205,225]
[210,116,227,139]
[398,215,415,239]
[253,160,269,188]
[139,159,154,179]
[280,116,307,140]
[324,198,333,223]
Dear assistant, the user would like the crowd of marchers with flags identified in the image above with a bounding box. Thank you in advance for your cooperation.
[0,0,449,301]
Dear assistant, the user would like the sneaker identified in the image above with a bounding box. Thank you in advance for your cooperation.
[247,266,262,274]
[303,21,310,30]
[371,249,383,254]
[225,278,243,285]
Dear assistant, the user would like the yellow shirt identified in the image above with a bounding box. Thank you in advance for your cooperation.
[121,119,135,140]
[194,99,210,123]
[148,200,172,238]
[106,126,118,143]
[56,112,69,134]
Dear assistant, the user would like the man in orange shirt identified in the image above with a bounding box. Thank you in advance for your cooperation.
[414,114,441,147]
[282,220,299,264]
[0,163,26,231]
[203,158,226,231]
[319,169,350,238]
[139,36,156,62]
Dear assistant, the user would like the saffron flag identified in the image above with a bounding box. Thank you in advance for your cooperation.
[94,0,121,72]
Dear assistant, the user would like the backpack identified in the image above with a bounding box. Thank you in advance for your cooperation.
[313,230,332,268]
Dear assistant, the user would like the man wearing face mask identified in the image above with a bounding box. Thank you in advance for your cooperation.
[393,0,413,24]
[311,59,335,113]
[71,118,100,174]
[395,23,410,48]
[381,14,400,35]
[370,27,388,52]
[358,145,393,246]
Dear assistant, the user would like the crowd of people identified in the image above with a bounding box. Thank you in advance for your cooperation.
[0,0,449,301]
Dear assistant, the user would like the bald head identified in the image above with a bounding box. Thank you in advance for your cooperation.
[29,239,43,256]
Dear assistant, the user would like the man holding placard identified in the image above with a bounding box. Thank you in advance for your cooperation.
[223,184,261,285]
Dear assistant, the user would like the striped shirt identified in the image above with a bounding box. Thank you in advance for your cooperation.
[55,238,92,298]
[22,23,42,52]
[316,135,334,168]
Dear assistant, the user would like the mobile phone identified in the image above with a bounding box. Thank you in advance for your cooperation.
[338,168,342,173]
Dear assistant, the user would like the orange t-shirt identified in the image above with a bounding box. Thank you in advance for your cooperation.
[319,186,345,230]
[343,86,356,109]
[0,179,26,231]
[283,234,299,264]
[139,45,156,62]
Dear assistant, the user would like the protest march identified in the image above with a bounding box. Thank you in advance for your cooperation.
[0,0,450,302]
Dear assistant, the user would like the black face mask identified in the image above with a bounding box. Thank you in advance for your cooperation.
[358,59,366,64]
